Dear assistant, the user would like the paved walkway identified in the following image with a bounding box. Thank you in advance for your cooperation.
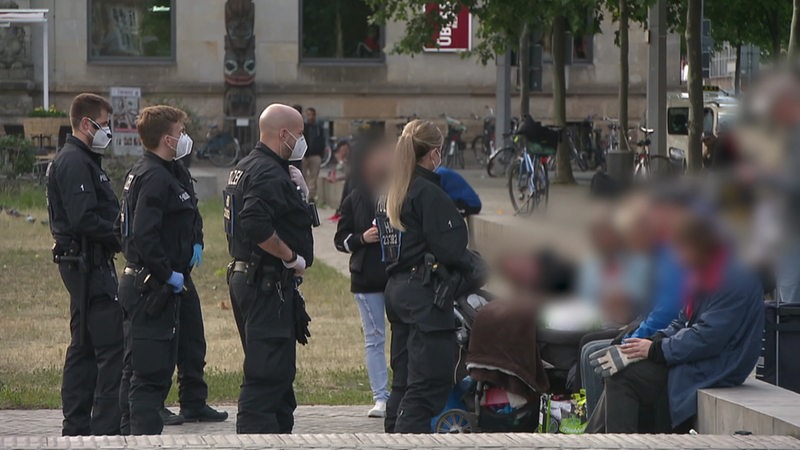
[1,433,798,449]
[0,407,382,437]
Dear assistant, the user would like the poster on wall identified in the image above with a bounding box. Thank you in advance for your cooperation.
[422,3,471,52]
[110,86,142,156]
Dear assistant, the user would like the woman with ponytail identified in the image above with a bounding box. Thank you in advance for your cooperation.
[380,120,469,433]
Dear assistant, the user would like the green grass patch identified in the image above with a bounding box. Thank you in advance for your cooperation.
[0,367,372,409]
[0,182,46,211]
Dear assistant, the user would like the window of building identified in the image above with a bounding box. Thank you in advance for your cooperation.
[300,0,383,63]
[88,0,175,62]
[667,107,714,135]
[535,11,595,65]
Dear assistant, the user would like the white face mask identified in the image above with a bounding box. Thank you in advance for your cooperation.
[432,148,442,170]
[169,133,194,160]
[285,130,308,161]
[87,118,112,153]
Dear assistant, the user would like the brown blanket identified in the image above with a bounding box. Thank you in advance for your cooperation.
[466,299,549,402]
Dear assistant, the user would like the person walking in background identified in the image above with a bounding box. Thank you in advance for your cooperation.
[434,166,482,216]
[302,107,329,203]
[334,142,392,418]
[46,93,123,436]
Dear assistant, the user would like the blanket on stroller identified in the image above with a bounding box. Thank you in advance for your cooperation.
[467,299,550,401]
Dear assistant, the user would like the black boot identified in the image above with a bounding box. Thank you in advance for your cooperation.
[180,404,229,423]
[159,407,185,426]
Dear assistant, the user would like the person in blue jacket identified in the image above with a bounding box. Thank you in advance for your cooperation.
[434,166,481,216]
[588,214,764,433]
[579,194,686,416]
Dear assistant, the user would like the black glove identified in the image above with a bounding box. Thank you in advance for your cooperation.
[294,286,312,345]
[144,283,176,317]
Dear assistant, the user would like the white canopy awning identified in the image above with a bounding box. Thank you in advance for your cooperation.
[0,9,50,108]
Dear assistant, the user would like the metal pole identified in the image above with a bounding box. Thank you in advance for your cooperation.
[646,0,667,157]
[42,15,49,109]
[494,50,512,152]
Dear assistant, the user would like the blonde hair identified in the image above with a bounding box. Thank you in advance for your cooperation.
[386,120,443,231]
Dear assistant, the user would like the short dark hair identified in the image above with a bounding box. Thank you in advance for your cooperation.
[70,93,113,129]
[292,104,303,114]
[306,107,316,114]
[136,105,187,150]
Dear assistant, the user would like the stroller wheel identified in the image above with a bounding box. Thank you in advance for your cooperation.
[435,409,476,434]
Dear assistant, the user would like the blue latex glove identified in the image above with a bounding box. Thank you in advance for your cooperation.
[190,243,203,268]
[166,271,185,294]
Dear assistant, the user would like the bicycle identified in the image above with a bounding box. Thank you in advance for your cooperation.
[632,127,685,180]
[486,117,520,178]
[545,128,589,173]
[194,124,241,167]
[508,136,551,216]
[471,106,495,167]
[443,115,466,169]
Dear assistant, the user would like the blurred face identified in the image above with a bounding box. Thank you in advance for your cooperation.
[362,146,391,190]
[590,223,621,256]
[648,202,688,242]
[675,239,703,270]
[626,216,655,253]
[306,109,317,123]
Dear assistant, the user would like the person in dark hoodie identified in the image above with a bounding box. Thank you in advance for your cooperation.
[587,213,764,433]
[334,141,393,418]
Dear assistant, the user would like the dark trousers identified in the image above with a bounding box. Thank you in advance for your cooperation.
[118,272,180,435]
[229,271,297,434]
[384,275,456,434]
[175,276,208,411]
[586,360,671,434]
[58,261,123,436]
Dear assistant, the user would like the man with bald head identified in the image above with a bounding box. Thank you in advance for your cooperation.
[224,103,315,434]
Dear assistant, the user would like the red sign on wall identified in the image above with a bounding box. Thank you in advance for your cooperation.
[422,3,472,52]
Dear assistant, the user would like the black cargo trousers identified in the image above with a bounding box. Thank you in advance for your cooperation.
[58,258,123,436]
[228,267,297,434]
[384,271,457,434]
[118,270,180,435]
[174,275,208,411]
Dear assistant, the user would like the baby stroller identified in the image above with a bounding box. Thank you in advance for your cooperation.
[432,292,590,434]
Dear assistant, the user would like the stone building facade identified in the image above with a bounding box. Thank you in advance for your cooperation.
[1,0,683,138]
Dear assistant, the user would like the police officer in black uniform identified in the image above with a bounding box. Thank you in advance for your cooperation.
[225,103,314,434]
[159,159,228,427]
[380,120,469,433]
[116,105,199,435]
[46,93,123,436]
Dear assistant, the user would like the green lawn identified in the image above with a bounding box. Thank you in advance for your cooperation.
[0,184,371,408]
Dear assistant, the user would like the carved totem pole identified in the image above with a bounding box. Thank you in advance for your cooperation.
[224,0,256,119]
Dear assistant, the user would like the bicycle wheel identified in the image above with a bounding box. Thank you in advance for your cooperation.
[471,136,484,165]
[508,160,535,216]
[575,150,589,172]
[534,158,549,210]
[457,146,465,169]
[487,147,515,178]
[208,139,240,167]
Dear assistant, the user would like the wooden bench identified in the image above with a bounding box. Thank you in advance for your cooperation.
[698,378,800,437]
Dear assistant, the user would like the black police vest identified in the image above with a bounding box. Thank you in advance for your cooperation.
[376,194,401,264]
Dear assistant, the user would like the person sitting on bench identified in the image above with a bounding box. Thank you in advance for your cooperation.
[587,214,764,434]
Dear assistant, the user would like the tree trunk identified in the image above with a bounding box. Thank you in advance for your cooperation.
[686,0,704,171]
[619,0,630,150]
[551,16,575,184]
[790,0,800,57]
[734,43,741,95]
[519,23,531,116]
